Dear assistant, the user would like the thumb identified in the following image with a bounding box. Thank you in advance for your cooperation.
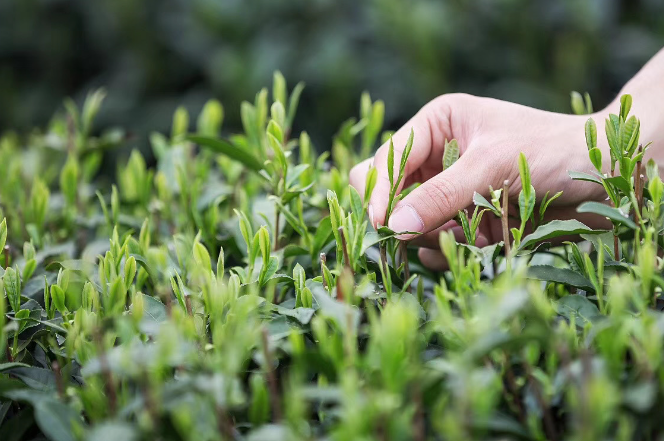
[387,150,496,239]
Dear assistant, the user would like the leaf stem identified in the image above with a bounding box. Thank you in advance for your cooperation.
[525,362,557,441]
[261,328,282,422]
[412,383,425,441]
[94,328,117,415]
[274,210,280,251]
[378,243,392,302]
[338,227,353,275]
[501,180,511,271]
[503,354,526,424]
[636,144,644,218]
[52,361,65,399]
[400,241,410,292]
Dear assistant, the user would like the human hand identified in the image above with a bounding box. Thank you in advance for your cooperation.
[349,93,614,270]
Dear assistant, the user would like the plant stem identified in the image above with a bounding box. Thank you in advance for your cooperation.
[501,180,511,271]
[216,404,235,440]
[379,243,390,301]
[338,227,353,275]
[412,383,425,441]
[261,328,282,422]
[12,329,19,359]
[274,210,280,251]
[185,296,193,316]
[503,354,526,424]
[320,253,328,290]
[400,241,410,292]
[3,245,9,269]
[94,329,117,415]
[636,144,644,217]
[52,361,65,399]
[525,362,557,441]
[141,372,159,429]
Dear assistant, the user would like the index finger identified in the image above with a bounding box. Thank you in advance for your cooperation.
[369,98,452,228]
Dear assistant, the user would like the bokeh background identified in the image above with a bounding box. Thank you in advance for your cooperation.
[1,0,664,151]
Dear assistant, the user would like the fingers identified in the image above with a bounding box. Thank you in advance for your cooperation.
[388,150,495,239]
[418,248,446,271]
[349,157,373,197]
[368,97,453,228]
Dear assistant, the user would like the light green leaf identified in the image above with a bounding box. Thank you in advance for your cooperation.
[568,171,603,186]
[442,139,459,170]
[527,265,594,290]
[585,118,597,150]
[187,135,263,171]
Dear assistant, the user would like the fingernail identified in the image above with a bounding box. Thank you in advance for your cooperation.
[388,205,424,235]
[368,205,375,226]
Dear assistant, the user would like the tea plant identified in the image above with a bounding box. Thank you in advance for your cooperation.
[1,76,664,441]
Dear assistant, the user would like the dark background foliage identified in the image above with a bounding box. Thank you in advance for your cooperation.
[1,0,663,151]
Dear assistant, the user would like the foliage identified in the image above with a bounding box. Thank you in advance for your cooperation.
[1,77,664,441]
[2,0,664,143]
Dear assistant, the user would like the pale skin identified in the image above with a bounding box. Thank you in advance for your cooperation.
[350,48,664,271]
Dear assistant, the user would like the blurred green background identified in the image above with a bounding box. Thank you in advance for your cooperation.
[1,0,663,150]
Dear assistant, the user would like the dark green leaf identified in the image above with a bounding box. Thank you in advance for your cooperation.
[527,265,594,290]
[577,201,637,229]
[312,289,360,331]
[519,220,603,250]
[604,176,632,195]
[556,295,601,327]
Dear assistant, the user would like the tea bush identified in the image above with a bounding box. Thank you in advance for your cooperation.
[1,74,663,441]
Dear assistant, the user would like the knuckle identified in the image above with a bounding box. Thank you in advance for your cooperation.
[422,177,462,218]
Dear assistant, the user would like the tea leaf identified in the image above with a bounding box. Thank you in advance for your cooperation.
[312,217,333,254]
[188,136,263,171]
[585,118,597,150]
[620,94,632,120]
[568,170,603,186]
[570,91,585,115]
[604,176,632,195]
[273,71,287,107]
[197,99,224,137]
[519,220,601,250]
[349,186,363,224]
[527,265,594,290]
[588,148,602,171]
[605,118,620,163]
[287,82,305,128]
[88,422,139,441]
[518,153,532,197]
[364,167,378,203]
[387,138,395,188]
[0,219,6,253]
[577,201,637,229]
[556,295,601,327]
[442,139,459,170]
[312,289,360,331]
